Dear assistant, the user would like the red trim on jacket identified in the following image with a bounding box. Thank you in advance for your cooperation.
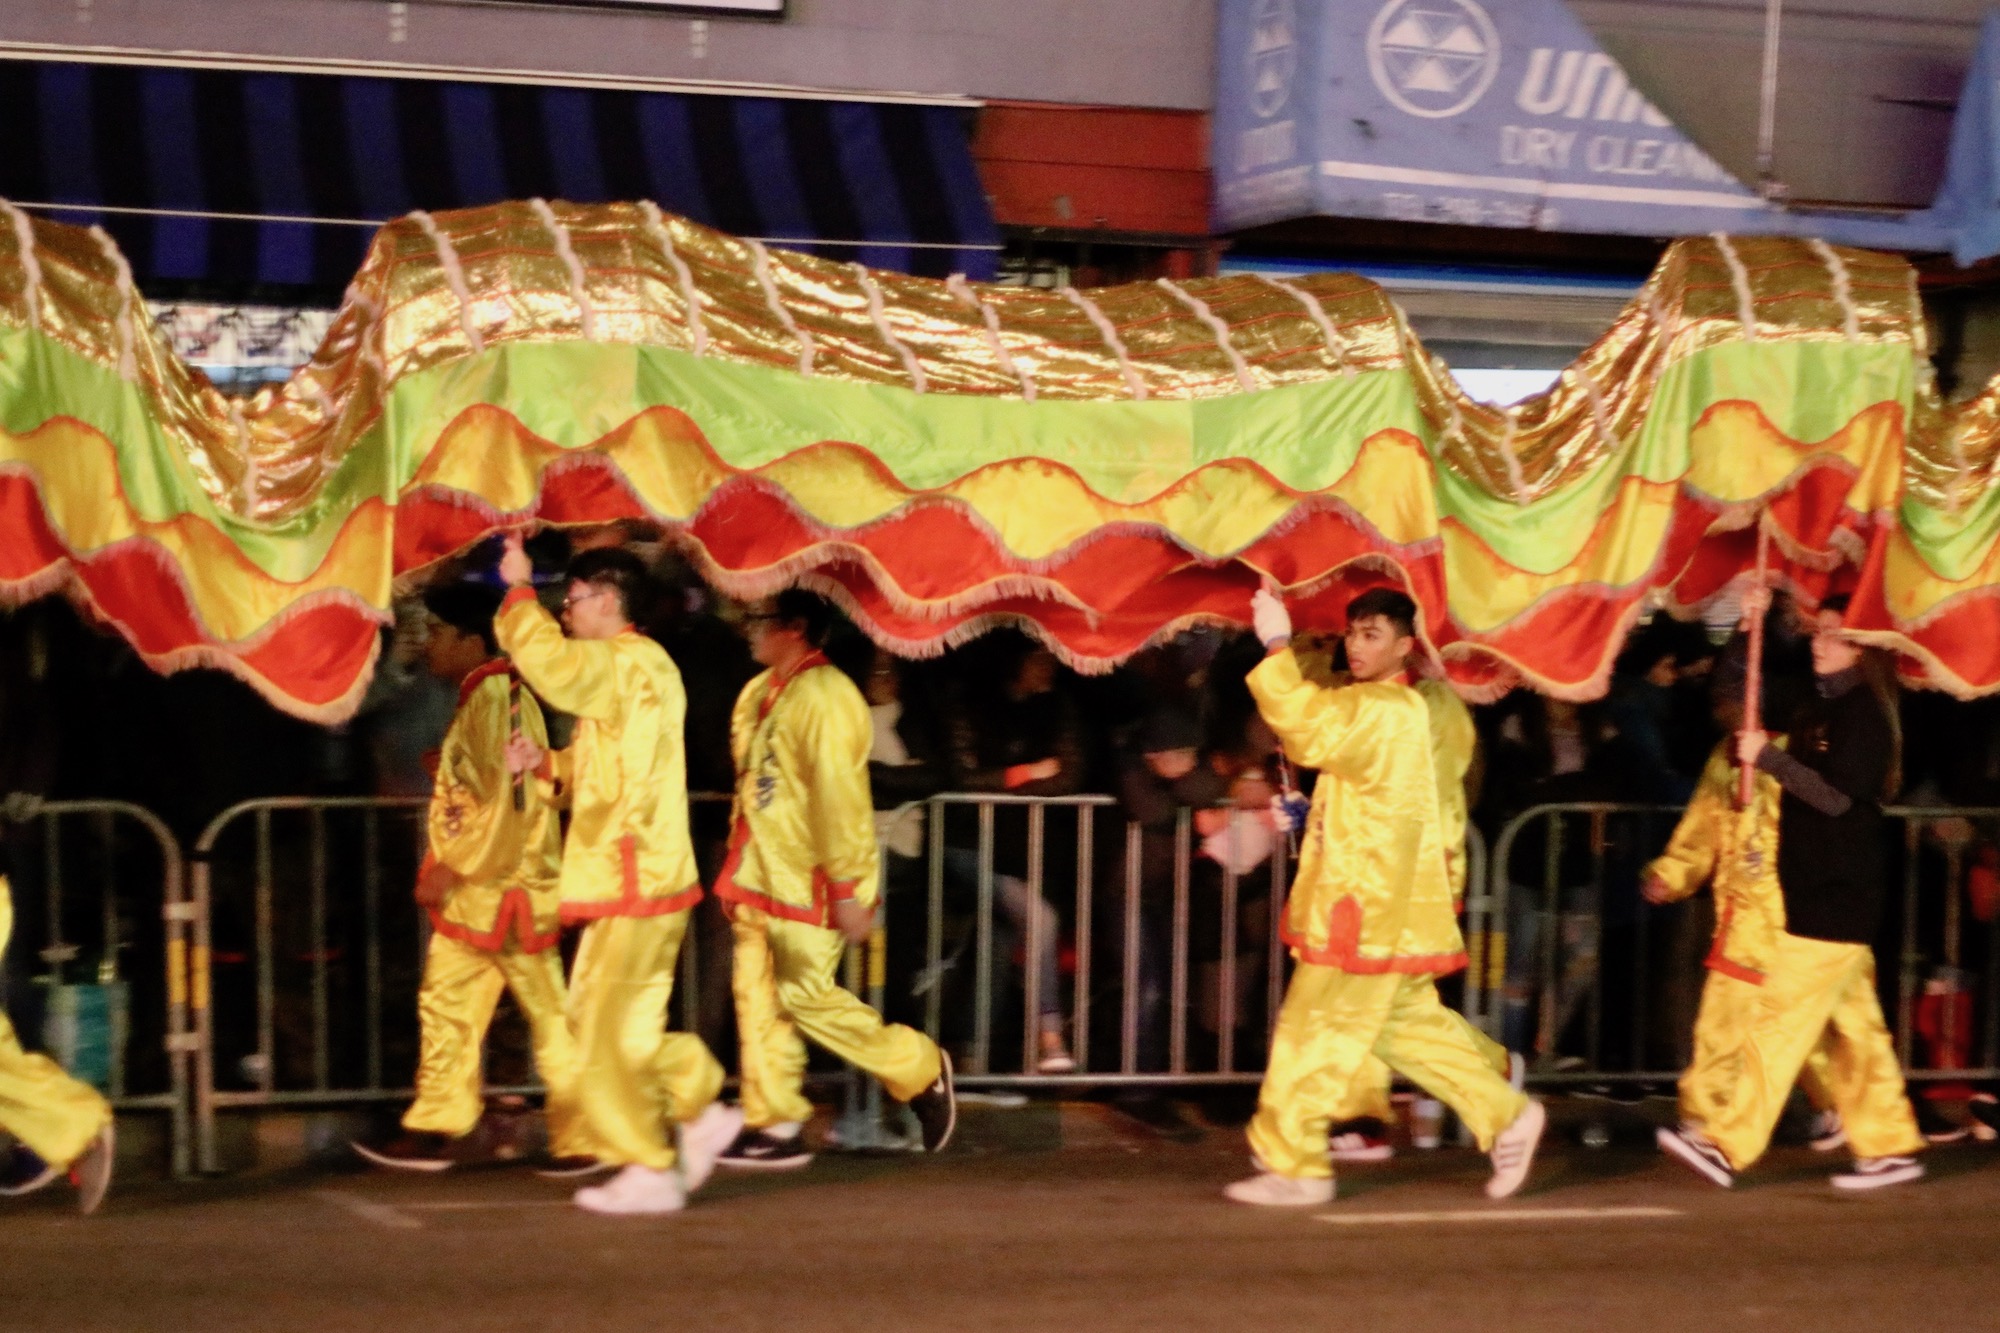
[1281,894,1470,976]
[559,882,703,924]
[457,657,515,709]
[427,889,562,954]
[1703,902,1767,984]
[711,652,846,927]
[500,585,538,612]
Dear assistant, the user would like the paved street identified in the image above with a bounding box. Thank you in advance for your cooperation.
[7,1104,2000,1332]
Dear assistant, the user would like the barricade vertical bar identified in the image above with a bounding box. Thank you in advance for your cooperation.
[1266,847,1285,1036]
[1897,819,1921,1061]
[924,800,944,1041]
[194,842,218,1172]
[96,811,124,1098]
[973,802,994,1076]
[41,810,61,967]
[1538,813,1563,1060]
[1023,802,1045,1074]
[1631,814,1651,1075]
[1943,842,1965,1073]
[1586,810,1606,1069]
[310,808,330,1092]
[255,808,275,1095]
[1074,804,1094,1072]
[363,810,383,1091]
[1121,820,1141,1075]
[1169,807,1191,1075]
[1218,818,1240,1074]
[1986,890,2000,1071]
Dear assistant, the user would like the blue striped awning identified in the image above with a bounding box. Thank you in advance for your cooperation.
[0,58,1001,291]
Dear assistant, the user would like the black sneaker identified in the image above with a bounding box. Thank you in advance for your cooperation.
[1916,1098,1969,1145]
[1112,1092,1206,1145]
[0,1145,58,1197]
[1969,1092,2000,1139]
[1657,1124,1734,1188]
[716,1127,814,1171]
[1832,1155,1925,1191]
[909,1049,957,1154]
[352,1131,456,1172]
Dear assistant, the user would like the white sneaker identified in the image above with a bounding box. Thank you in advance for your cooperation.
[573,1163,686,1216]
[1223,1171,1335,1207]
[1831,1155,1925,1191]
[70,1124,114,1217]
[1485,1099,1545,1199]
[1806,1110,1847,1153]
[677,1102,746,1194]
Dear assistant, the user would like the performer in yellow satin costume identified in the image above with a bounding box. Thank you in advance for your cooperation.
[1226,586,1542,1206]
[0,872,114,1213]
[1643,736,1840,1137]
[1658,590,1924,1191]
[1325,674,1513,1153]
[713,590,955,1169]
[495,536,738,1216]
[352,584,589,1173]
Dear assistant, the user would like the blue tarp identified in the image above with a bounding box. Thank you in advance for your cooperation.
[1213,0,1996,260]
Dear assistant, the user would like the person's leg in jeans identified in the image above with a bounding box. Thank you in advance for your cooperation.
[993,873,1068,1070]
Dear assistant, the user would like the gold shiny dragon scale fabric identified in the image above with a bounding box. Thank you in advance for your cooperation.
[0,198,1995,721]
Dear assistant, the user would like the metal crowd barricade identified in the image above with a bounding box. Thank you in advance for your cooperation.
[1475,801,1692,1087]
[1884,804,2000,1082]
[917,793,1297,1088]
[1,801,194,1176]
[1473,800,2000,1089]
[189,791,890,1171]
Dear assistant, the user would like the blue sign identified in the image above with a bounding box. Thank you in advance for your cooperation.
[1213,0,1960,254]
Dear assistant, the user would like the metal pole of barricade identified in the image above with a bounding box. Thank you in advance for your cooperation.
[1897,818,1921,1063]
[1218,816,1240,1075]
[973,802,995,1076]
[1022,803,1046,1075]
[1121,820,1142,1075]
[924,799,945,1042]
[362,810,383,1092]
[1266,847,1285,1039]
[1169,808,1191,1075]
[1586,809,1606,1070]
[1074,805,1094,1072]
[1538,812,1562,1062]
[5,801,194,1175]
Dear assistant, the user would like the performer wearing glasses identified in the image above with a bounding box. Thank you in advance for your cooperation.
[495,535,739,1215]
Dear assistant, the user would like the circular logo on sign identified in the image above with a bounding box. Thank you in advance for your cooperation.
[1367,0,1500,120]
[1247,0,1298,120]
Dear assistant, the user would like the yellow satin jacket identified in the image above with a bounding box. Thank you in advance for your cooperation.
[425,661,564,952]
[715,654,878,926]
[1644,737,1787,984]
[1249,649,1465,974]
[495,587,701,921]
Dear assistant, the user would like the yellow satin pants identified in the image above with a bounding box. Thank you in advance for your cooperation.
[730,904,941,1128]
[1330,1024,1511,1124]
[0,877,111,1167]
[1704,933,1922,1170]
[1679,967,1835,1132]
[569,911,724,1171]
[1251,964,1529,1180]
[402,931,590,1157]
